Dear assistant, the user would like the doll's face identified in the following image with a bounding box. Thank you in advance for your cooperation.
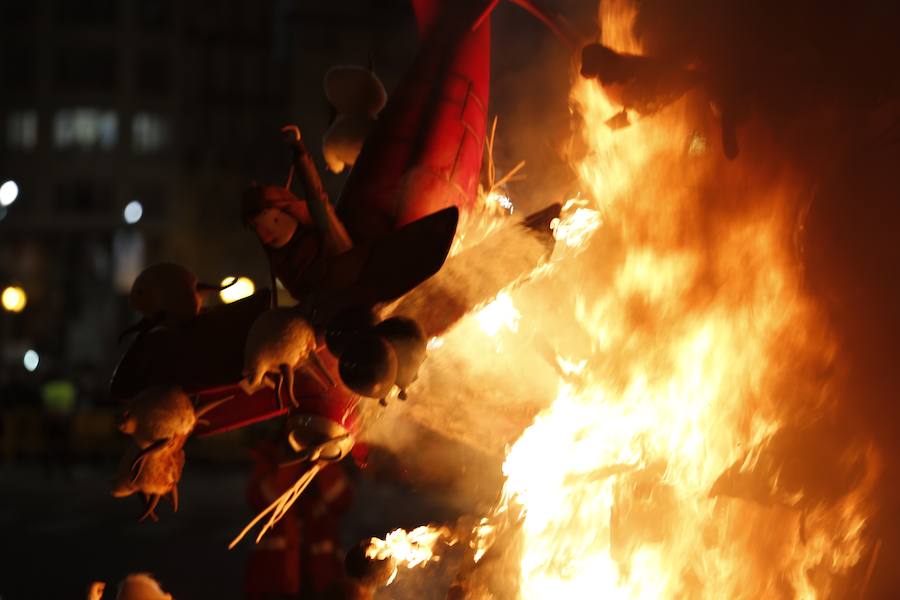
[252,208,298,248]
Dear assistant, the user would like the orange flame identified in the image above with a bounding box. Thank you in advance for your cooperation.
[366,525,456,585]
[491,1,881,598]
[375,2,881,597]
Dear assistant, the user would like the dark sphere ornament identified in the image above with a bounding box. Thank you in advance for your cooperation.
[374,316,426,397]
[338,334,398,398]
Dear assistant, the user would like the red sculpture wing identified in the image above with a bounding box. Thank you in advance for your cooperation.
[337,1,491,245]
[110,291,272,400]
[194,386,287,437]
[337,206,459,312]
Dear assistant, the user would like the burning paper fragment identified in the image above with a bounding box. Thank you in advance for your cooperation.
[471,518,498,563]
[365,525,456,586]
[551,198,602,249]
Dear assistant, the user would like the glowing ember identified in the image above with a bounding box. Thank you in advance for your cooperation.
[366,525,455,585]
[551,197,602,249]
[471,518,497,563]
[554,356,587,377]
[486,190,515,214]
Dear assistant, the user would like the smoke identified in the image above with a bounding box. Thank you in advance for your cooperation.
[360,212,572,509]
[392,213,552,337]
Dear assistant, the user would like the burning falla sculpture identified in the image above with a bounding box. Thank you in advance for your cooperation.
[109,0,565,536]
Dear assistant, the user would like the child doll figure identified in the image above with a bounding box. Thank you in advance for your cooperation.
[241,128,356,316]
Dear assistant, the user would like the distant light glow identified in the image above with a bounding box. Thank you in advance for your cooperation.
[2,286,27,312]
[23,349,39,372]
[0,180,19,206]
[220,276,255,303]
[132,112,171,153]
[123,200,143,224]
[53,108,118,150]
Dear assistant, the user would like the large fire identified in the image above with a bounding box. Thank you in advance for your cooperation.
[370,1,882,597]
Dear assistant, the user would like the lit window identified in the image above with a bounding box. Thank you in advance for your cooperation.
[132,112,170,153]
[54,108,118,150]
[6,110,37,150]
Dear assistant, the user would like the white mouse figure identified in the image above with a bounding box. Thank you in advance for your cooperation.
[242,307,335,407]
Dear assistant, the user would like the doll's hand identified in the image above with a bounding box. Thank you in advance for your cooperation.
[281,124,302,144]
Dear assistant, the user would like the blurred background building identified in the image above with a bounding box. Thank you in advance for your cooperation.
[0,0,416,388]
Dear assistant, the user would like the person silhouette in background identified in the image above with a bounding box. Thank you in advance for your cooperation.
[244,430,353,600]
[39,369,76,476]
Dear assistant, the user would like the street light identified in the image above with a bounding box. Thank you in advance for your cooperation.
[220,276,255,303]
[23,349,39,372]
[1,285,27,313]
[0,180,18,206]
[124,200,143,224]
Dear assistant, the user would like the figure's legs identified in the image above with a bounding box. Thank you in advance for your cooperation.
[139,494,161,522]
[280,363,298,408]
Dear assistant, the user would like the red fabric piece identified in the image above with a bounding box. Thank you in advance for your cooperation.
[297,463,354,595]
[243,446,354,598]
[243,441,306,599]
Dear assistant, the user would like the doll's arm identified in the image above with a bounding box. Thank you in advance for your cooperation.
[282,125,353,254]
